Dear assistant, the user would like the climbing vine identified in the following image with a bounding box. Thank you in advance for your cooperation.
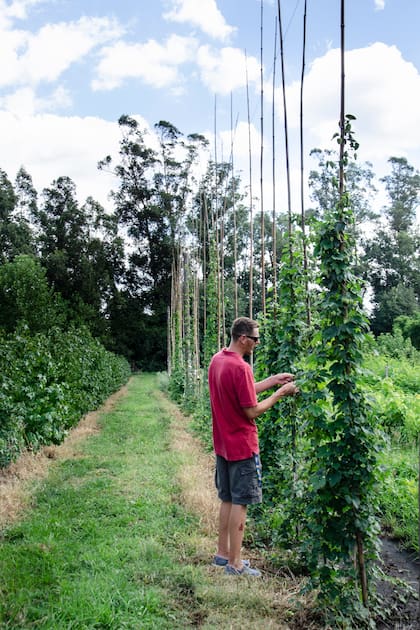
[302,117,380,623]
[254,233,308,547]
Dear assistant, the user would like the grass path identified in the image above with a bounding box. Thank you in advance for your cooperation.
[0,374,317,629]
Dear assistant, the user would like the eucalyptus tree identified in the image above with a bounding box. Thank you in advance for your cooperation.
[154,120,209,342]
[31,176,123,340]
[189,161,251,339]
[382,156,420,232]
[100,115,208,369]
[0,169,15,222]
[0,168,34,262]
[154,121,208,243]
[363,156,420,334]
[14,167,38,222]
[99,115,170,366]
[34,176,87,291]
[308,148,378,233]
[81,196,126,337]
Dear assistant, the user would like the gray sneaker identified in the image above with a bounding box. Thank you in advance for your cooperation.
[213,555,250,567]
[224,564,261,577]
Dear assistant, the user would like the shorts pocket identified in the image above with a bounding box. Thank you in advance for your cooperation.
[237,459,260,498]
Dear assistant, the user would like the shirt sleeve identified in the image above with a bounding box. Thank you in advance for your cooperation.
[237,363,258,408]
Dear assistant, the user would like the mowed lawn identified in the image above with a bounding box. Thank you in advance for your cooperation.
[0,374,315,630]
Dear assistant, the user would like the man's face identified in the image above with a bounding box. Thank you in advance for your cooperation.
[243,327,260,356]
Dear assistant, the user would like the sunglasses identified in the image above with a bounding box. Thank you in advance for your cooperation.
[245,335,260,343]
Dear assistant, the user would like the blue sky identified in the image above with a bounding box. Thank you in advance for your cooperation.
[1,0,419,213]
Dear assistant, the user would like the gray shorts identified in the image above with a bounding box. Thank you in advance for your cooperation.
[215,454,262,505]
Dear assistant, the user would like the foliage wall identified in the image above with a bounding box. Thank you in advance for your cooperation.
[0,254,130,467]
[0,324,130,468]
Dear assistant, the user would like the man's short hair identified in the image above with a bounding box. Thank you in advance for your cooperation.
[230,317,258,340]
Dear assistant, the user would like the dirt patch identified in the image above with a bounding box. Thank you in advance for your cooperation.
[0,384,129,529]
[375,537,419,629]
[165,399,218,539]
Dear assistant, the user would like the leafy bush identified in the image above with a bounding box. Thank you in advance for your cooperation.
[374,329,418,362]
[0,326,130,468]
[367,381,420,442]
[379,447,418,550]
[0,255,65,334]
[362,338,419,549]
[362,343,420,447]
[394,313,420,350]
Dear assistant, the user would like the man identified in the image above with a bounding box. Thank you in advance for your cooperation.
[208,316,299,576]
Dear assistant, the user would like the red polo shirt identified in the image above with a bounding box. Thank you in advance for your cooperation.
[208,348,258,461]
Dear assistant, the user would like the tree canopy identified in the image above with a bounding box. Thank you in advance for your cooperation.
[0,121,418,369]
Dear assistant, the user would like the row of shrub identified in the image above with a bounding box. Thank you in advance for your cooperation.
[0,325,131,468]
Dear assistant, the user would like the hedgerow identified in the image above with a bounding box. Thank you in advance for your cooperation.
[0,325,130,468]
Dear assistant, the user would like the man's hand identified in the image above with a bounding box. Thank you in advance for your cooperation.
[276,381,299,398]
[255,373,296,394]
[273,372,295,385]
[244,378,300,420]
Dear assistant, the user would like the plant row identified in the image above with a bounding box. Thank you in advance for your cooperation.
[0,325,130,468]
[166,111,419,625]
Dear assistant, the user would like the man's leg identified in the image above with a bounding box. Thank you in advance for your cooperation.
[216,500,231,558]
[227,503,247,569]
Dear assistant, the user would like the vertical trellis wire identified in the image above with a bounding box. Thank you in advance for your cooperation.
[213,95,223,349]
[260,0,266,316]
[300,0,311,326]
[245,50,254,319]
[231,93,239,319]
[277,0,293,248]
[272,17,278,308]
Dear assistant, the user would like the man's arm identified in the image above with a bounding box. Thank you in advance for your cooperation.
[255,373,294,394]
[243,381,298,421]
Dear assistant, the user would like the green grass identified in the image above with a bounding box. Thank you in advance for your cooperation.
[0,374,203,629]
[378,445,419,550]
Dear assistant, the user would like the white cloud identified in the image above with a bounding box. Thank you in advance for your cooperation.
[347,44,420,160]
[0,85,72,115]
[0,16,124,88]
[197,46,260,94]
[92,34,198,91]
[0,0,49,27]
[279,43,420,178]
[163,0,235,41]
[219,120,260,163]
[2,0,47,18]
[212,41,420,218]
[0,111,135,207]
[374,0,385,10]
